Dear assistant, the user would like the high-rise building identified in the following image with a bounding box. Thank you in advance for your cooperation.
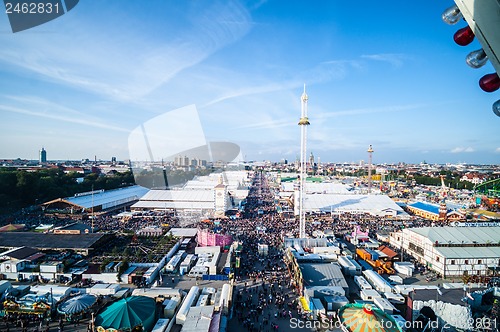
[39,147,47,163]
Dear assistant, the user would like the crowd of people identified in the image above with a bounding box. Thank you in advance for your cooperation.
[0,208,179,235]
[306,210,442,241]
[225,171,302,331]
[208,171,445,331]
[80,211,177,232]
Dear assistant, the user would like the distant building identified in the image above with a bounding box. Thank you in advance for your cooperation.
[460,172,486,184]
[406,202,464,222]
[42,185,149,214]
[174,155,191,167]
[39,147,47,163]
[0,247,45,280]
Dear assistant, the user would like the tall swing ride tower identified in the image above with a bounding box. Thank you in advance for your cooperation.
[298,85,310,238]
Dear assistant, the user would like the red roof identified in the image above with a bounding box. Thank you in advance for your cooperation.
[378,245,398,259]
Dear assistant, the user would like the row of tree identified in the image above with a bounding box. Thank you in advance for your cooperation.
[0,168,135,212]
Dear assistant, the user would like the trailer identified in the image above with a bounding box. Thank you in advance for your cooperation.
[383,292,405,304]
[354,276,372,290]
[373,297,397,315]
[165,250,186,273]
[188,265,208,278]
[151,318,170,332]
[363,270,393,293]
[180,238,192,250]
[393,262,414,277]
[323,295,349,311]
[218,283,231,314]
[162,297,180,319]
[179,254,197,275]
[196,294,210,306]
[360,289,381,301]
[356,248,371,261]
[338,256,361,276]
[176,286,199,325]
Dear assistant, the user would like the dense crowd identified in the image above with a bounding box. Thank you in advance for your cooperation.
[0,208,179,234]
[224,172,302,331]
[80,211,176,232]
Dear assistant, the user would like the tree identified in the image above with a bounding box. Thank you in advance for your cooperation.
[16,171,39,204]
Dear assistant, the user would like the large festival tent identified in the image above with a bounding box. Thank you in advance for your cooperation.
[94,296,156,332]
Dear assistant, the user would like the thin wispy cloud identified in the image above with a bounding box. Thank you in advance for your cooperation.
[248,0,268,10]
[451,147,475,153]
[0,99,128,132]
[202,82,297,108]
[361,53,408,68]
[237,118,295,130]
[0,1,252,102]
[495,147,500,153]
[315,103,427,119]
[203,60,361,108]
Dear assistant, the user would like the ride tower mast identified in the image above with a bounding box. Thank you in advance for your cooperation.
[298,85,310,238]
[367,145,374,194]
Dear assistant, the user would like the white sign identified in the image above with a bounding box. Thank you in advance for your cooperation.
[453,222,500,227]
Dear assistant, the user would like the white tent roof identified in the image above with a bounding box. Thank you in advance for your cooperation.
[281,182,352,194]
[131,201,215,210]
[302,194,405,215]
[139,189,215,202]
[409,226,500,246]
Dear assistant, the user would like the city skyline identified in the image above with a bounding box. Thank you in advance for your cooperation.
[1,1,499,164]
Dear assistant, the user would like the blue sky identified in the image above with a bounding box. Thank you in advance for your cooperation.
[0,0,499,164]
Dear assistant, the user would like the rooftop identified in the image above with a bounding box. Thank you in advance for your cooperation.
[44,185,149,209]
[299,262,348,289]
[408,201,441,214]
[302,194,406,215]
[0,246,39,260]
[408,226,500,246]
[435,246,500,259]
[411,288,478,306]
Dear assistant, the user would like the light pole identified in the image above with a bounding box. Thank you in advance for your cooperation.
[367,145,374,194]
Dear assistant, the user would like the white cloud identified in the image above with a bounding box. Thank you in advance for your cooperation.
[0,96,128,132]
[315,103,427,119]
[203,59,363,108]
[450,147,475,153]
[495,147,500,153]
[361,53,408,68]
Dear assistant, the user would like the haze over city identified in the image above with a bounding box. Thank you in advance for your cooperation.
[0,1,499,164]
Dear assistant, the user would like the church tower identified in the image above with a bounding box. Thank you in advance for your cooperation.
[438,201,448,222]
[214,175,228,217]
